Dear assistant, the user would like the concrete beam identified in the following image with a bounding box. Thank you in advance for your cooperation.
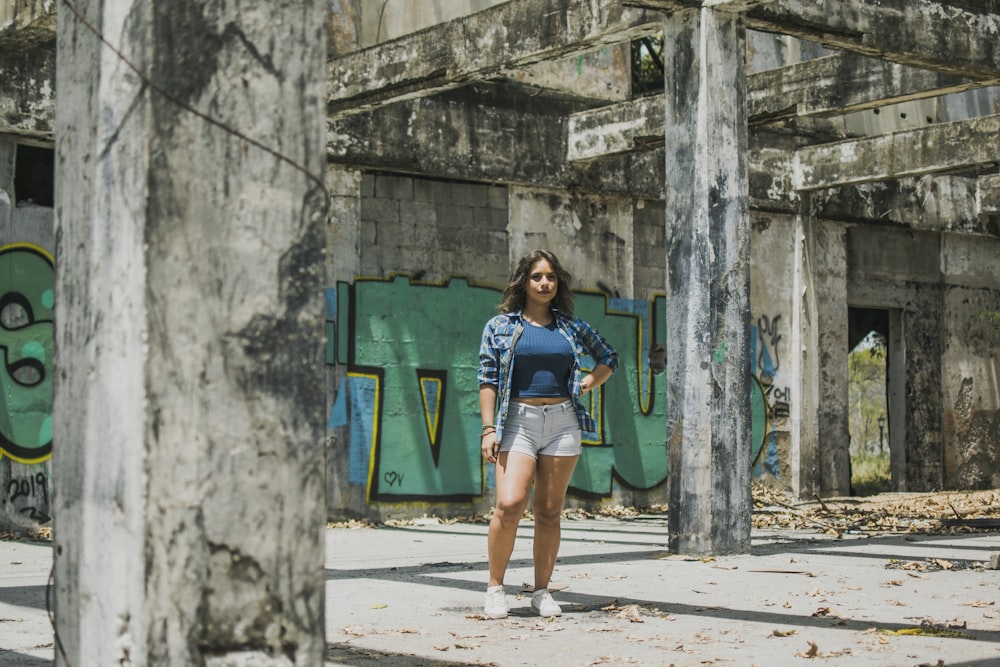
[567,95,664,163]
[326,89,786,205]
[327,0,660,116]
[813,174,997,238]
[328,87,575,190]
[329,88,993,233]
[0,0,55,51]
[747,52,996,123]
[327,86,777,201]
[981,173,1000,213]
[631,0,1000,79]
[751,0,1000,79]
[0,42,55,141]
[327,85,672,199]
[568,53,994,162]
[793,113,1000,191]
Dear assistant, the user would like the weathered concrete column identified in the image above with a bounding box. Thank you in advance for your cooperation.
[814,222,850,497]
[664,7,751,555]
[54,2,327,665]
[790,195,821,500]
[324,165,364,518]
[791,198,851,498]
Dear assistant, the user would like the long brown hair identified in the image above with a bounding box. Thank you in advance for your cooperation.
[498,249,574,315]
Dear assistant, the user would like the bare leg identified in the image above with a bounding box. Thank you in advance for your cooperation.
[487,451,536,588]
[531,454,579,591]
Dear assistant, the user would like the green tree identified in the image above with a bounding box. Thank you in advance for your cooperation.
[631,33,664,96]
[979,310,1000,338]
[848,332,890,495]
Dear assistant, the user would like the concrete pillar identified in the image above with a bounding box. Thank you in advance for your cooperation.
[53,2,327,665]
[325,166,364,518]
[790,202,851,498]
[903,289,944,491]
[887,308,907,491]
[814,224,850,497]
[663,8,751,555]
[790,197,820,499]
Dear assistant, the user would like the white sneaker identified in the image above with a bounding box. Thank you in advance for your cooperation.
[530,588,562,617]
[484,585,508,619]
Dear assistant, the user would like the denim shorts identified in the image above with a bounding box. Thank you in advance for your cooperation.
[498,401,582,459]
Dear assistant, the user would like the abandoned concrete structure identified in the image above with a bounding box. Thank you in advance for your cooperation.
[1,0,999,661]
[3,1,999,514]
[319,0,1000,554]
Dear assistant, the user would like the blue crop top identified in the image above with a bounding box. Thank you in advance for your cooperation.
[510,321,573,398]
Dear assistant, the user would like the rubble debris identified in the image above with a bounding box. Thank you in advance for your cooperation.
[324,485,1000,536]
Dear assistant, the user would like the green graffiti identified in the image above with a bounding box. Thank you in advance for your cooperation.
[750,375,767,466]
[334,277,770,502]
[570,294,668,495]
[337,277,671,501]
[349,276,497,500]
[0,244,55,463]
[712,342,728,363]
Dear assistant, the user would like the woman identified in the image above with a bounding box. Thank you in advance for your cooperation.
[477,249,618,618]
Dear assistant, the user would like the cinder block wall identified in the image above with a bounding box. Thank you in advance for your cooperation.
[360,173,509,285]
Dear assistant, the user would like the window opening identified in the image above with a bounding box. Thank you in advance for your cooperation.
[14,144,55,208]
[631,33,664,97]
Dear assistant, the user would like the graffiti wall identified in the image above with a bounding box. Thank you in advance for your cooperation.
[751,313,789,480]
[327,274,773,507]
[0,243,54,527]
[0,241,785,523]
[0,243,784,523]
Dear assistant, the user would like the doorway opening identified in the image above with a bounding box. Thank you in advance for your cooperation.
[848,307,890,495]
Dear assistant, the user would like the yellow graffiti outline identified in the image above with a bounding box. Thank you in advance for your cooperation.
[581,365,602,447]
[751,374,771,464]
[635,313,652,414]
[351,371,382,503]
[1,445,52,465]
[594,291,656,415]
[0,242,55,464]
[418,375,443,450]
[620,301,655,415]
[0,242,54,263]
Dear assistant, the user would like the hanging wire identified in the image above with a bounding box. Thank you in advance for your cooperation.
[59,0,332,214]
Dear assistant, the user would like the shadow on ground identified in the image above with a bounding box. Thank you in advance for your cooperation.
[0,649,53,666]
[328,642,496,666]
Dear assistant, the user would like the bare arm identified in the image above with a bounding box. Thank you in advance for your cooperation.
[479,384,499,463]
[580,363,613,395]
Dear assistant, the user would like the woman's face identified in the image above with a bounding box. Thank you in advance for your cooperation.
[523,257,558,308]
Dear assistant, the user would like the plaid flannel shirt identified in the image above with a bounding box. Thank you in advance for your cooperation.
[477,309,618,441]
